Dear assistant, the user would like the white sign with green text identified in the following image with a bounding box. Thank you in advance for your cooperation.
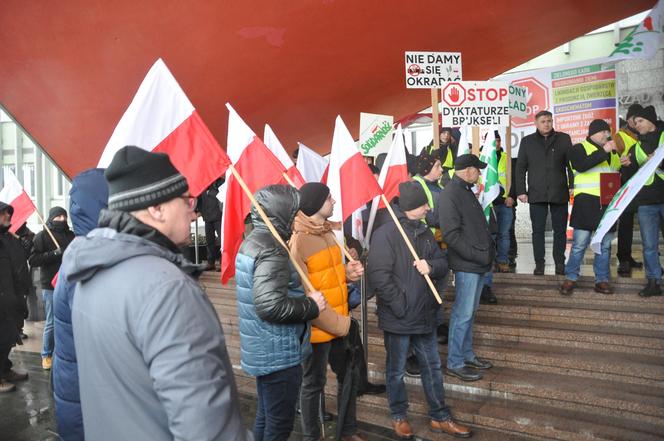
[359,113,393,157]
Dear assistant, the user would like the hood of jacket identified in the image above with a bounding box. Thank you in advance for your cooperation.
[250,185,300,241]
[292,211,341,236]
[63,210,201,285]
[69,168,109,236]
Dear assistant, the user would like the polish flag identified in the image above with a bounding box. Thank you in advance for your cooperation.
[365,125,409,243]
[327,116,382,226]
[296,143,328,183]
[98,59,230,197]
[220,104,288,283]
[0,169,36,234]
[264,124,306,188]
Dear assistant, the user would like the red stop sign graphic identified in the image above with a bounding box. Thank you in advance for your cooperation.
[511,77,549,128]
[442,82,466,106]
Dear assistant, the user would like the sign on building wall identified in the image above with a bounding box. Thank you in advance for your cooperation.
[496,57,618,156]
[404,52,462,88]
[551,63,617,143]
[439,81,510,126]
[359,113,393,157]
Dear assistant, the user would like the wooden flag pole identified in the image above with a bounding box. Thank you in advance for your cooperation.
[281,172,296,188]
[230,164,316,293]
[471,126,480,156]
[281,171,356,262]
[380,194,442,304]
[35,209,61,249]
[431,88,440,149]
[505,117,513,196]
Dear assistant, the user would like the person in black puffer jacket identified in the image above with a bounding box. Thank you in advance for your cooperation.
[438,154,495,383]
[236,184,324,441]
[29,206,74,369]
[368,182,471,439]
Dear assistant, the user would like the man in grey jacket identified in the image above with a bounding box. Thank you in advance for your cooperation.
[66,146,249,441]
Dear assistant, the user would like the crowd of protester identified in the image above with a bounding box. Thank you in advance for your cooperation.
[0,105,662,440]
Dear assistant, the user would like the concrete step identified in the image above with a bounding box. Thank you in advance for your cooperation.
[202,273,664,440]
[235,365,664,441]
[359,349,664,425]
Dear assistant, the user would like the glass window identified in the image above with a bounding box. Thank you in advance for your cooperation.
[22,164,36,197]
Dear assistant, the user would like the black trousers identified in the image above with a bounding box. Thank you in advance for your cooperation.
[529,202,568,265]
[509,206,518,259]
[0,344,12,375]
[617,209,636,263]
[204,220,222,263]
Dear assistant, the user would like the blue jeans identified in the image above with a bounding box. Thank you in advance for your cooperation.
[495,203,514,264]
[384,331,451,422]
[447,271,483,369]
[564,229,613,283]
[638,203,664,280]
[254,364,302,441]
[42,289,54,358]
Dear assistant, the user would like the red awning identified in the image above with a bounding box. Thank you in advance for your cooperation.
[0,0,652,177]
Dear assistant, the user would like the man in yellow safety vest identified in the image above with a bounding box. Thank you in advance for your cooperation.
[630,105,664,297]
[614,104,644,277]
[560,119,626,296]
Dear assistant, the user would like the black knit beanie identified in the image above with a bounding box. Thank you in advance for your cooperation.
[104,146,189,211]
[398,181,428,211]
[415,150,438,176]
[635,105,658,126]
[48,206,67,222]
[626,104,643,121]
[299,182,330,216]
[588,119,611,137]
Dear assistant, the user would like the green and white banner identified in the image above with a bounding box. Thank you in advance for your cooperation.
[610,0,663,60]
[479,128,500,222]
[591,141,664,253]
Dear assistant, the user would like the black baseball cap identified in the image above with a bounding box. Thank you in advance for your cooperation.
[455,154,487,170]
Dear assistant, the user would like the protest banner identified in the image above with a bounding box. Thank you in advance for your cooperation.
[496,57,618,156]
[590,142,664,254]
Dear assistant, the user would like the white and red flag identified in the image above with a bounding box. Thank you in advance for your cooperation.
[220,104,288,283]
[365,124,410,243]
[263,124,306,188]
[98,58,230,197]
[327,116,382,240]
[0,168,36,233]
[296,142,328,183]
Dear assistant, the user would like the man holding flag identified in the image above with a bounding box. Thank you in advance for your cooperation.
[631,106,664,297]
[290,182,367,441]
[559,120,624,296]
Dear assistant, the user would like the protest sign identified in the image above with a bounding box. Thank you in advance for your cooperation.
[405,52,462,88]
[439,81,510,126]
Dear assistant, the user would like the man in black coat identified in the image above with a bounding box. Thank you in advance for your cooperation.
[29,206,75,370]
[196,177,224,271]
[0,202,30,392]
[438,154,495,383]
[516,110,573,275]
[368,181,471,440]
